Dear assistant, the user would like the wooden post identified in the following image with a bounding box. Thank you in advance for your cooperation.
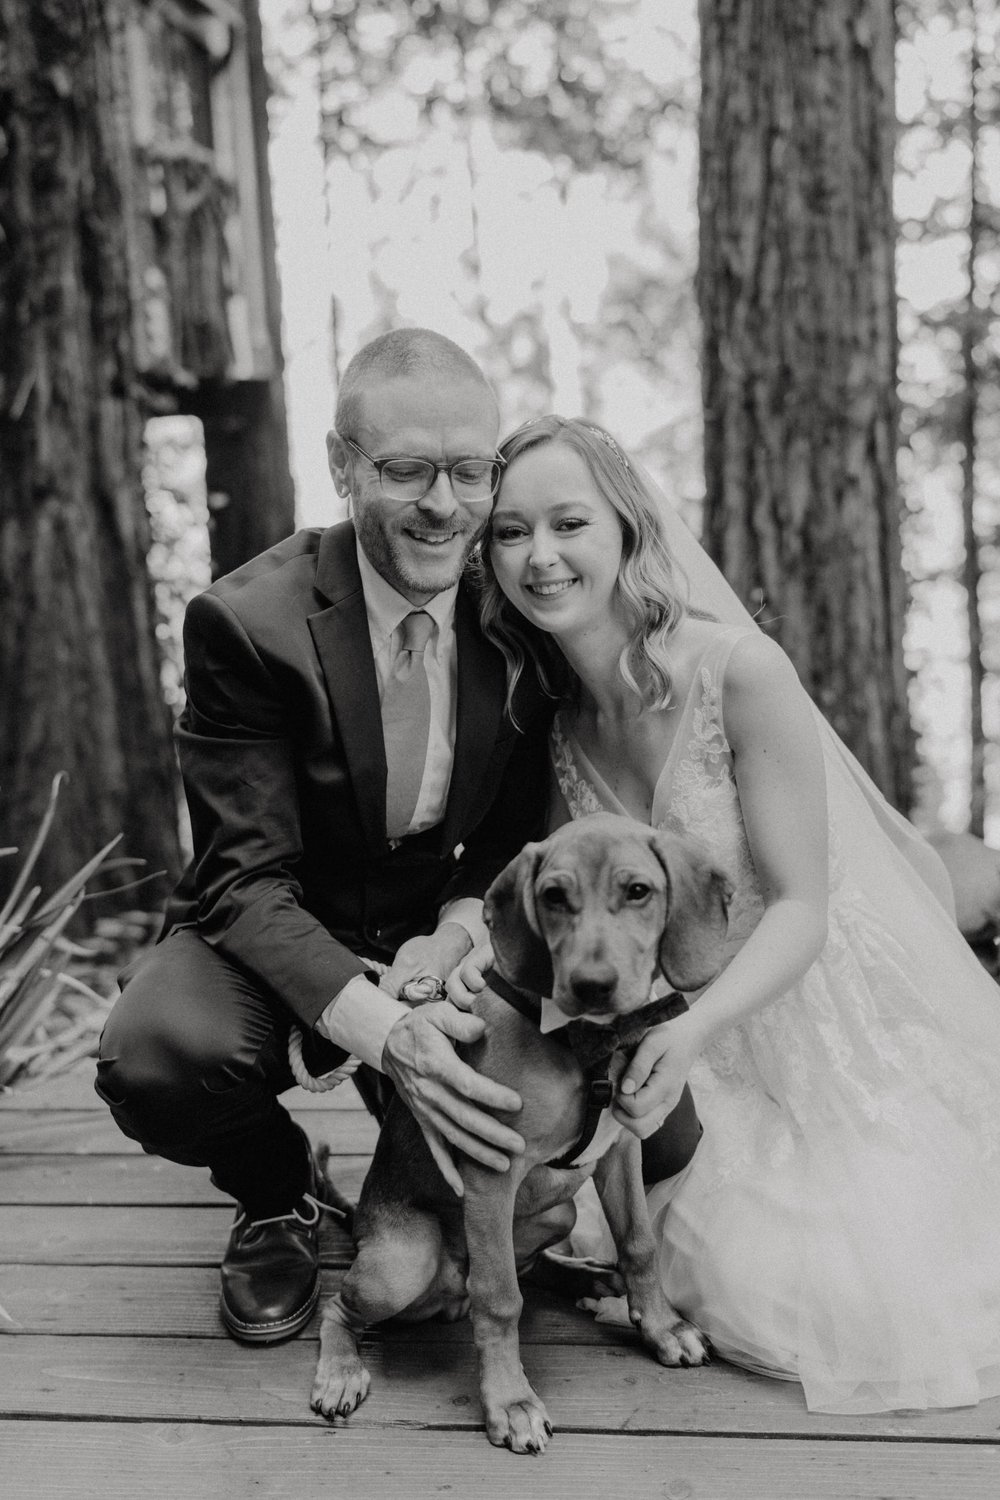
[191,380,297,579]
[189,0,295,578]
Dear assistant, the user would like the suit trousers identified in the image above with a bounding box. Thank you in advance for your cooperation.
[95,928,703,1218]
[95,929,366,1216]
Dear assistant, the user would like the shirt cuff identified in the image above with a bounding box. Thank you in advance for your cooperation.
[315,973,409,1072]
[438,896,487,950]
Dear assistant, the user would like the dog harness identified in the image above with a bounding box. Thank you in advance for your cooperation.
[482,967,689,1168]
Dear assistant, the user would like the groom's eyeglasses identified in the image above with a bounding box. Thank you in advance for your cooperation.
[339,435,504,503]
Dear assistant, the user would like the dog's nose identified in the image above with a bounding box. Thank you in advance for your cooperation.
[570,969,617,1008]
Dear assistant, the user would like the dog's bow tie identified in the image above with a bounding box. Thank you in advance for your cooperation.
[482,968,688,1169]
[563,991,689,1070]
[483,968,686,1059]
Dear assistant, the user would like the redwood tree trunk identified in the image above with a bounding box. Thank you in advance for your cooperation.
[961,16,985,837]
[195,0,295,580]
[0,0,181,903]
[698,0,912,808]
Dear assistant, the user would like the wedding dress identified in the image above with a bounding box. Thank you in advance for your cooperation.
[554,623,1000,1414]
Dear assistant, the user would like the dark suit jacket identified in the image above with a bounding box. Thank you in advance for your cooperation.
[165,521,551,1026]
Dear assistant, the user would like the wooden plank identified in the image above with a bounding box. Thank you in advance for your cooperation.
[7,1268,998,1441]
[0,1076,107,1111]
[0,1153,371,1204]
[0,1070,367,1112]
[0,1205,354,1264]
[5,1264,999,1444]
[0,1265,621,1347]
[0,1109,378,1155]
[1,1423,996,1500]
[0,1334,588,1428]
[1,1334,998,1444]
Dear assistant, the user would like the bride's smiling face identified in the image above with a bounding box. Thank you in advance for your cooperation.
[488,442,625,635]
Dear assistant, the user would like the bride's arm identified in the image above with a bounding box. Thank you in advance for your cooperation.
[617,632,830,1133]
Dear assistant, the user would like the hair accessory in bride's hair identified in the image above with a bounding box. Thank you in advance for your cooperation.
[584,424,631,472]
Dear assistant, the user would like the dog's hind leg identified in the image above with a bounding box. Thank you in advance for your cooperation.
[311,1210,445,1422]
[514,1166,626,1302]
[593,1135,709,1367]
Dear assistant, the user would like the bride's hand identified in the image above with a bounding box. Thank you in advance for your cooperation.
[445,940,494,1010]
[613,1014,699,1139]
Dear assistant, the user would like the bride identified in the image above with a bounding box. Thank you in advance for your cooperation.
[454,414,1000,1415]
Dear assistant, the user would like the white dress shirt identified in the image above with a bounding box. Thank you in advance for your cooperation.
[314,541,487,1070]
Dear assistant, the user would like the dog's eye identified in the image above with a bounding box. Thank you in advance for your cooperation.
[539,886,570,910]
[625,881,652,903]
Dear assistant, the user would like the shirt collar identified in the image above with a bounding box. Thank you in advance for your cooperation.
[355,537,458,651]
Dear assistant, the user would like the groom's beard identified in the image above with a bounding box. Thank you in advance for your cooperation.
[356,508,485,598]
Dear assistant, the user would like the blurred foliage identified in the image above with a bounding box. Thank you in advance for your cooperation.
[0,775,153,1090]
[307,0,687,173]
[286,0,704,510]
[0,780,117,1086]
[143,415,213,723]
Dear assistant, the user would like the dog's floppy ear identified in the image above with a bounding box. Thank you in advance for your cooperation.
[648,829,732,992]
[483,840,554,996]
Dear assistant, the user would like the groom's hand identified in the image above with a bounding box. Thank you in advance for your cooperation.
[381,923,473,1001]
[381,1001,524,1196]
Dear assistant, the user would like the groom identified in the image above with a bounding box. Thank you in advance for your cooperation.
[96,328,552,1344]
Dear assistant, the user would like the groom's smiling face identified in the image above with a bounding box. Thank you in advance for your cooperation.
[329,373,499,605]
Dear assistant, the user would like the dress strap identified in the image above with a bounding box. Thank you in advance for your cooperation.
[697,624,757,675]
[684,625,756,750]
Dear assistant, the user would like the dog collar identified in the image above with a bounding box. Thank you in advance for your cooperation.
[483,966,688,1168]
[481,966,543,1022]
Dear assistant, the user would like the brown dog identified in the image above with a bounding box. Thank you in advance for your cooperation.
[311,812,731,1454]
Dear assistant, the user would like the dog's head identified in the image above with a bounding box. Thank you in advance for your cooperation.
[484,812,732,1019]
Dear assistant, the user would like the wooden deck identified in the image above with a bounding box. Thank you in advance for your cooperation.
[2,1068,998,1500]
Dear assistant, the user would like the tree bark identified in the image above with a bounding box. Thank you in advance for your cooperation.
[961,10,985,837]
[0,0,181,905]
[698,0,912,808]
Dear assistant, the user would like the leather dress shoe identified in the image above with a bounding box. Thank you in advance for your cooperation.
[220,1155,329,1344]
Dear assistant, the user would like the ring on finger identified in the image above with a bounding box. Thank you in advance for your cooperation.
[399,974,446,1003]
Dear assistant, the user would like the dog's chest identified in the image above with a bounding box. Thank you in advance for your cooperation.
[559,1052,628,1169]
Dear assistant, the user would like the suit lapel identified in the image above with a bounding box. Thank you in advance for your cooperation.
[308,530,509,856]
[441,583,507,851]
[308,524,388,852]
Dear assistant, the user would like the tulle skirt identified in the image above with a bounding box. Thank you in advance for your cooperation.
[652,1064,1000,1412]
[570,899,1000,1414]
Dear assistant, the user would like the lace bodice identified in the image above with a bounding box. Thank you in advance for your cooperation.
[548,626,1000,1160]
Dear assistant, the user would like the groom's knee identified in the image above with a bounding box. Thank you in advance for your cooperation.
[95,930,286,1153]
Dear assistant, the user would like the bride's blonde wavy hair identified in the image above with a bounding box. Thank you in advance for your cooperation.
[479,416,692,718]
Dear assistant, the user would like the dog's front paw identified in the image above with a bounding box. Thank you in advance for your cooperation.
[310,1350,371,1422]
[643,1314,711,1368]
[482,1381,553,1455]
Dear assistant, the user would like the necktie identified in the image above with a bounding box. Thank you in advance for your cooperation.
[383,610,434,839]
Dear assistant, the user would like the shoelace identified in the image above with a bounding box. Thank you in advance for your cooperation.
[235,1191,347,1231]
